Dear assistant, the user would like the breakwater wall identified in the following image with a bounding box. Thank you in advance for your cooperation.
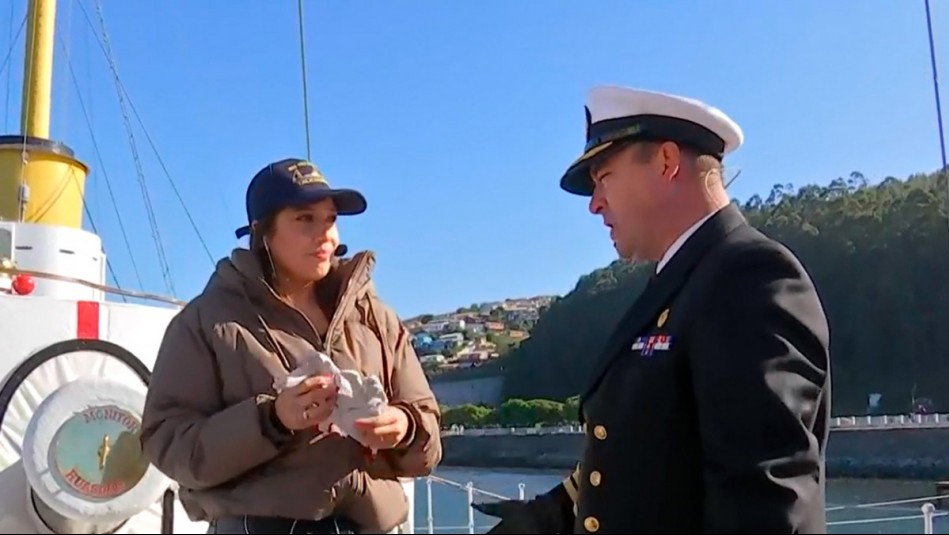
[441,428,949,480]
[430,376,503,407]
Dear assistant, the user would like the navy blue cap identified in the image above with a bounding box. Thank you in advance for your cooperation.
[235,158,367,239]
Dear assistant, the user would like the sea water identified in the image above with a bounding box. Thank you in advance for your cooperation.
[418,468,948,534]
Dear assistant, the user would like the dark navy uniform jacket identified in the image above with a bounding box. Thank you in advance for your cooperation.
[479,204,831,534]
[569,203,831,533]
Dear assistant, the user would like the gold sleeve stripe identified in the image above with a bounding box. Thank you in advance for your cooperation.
[562,463,581,503]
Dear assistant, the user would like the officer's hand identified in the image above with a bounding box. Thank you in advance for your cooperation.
[472,500,545,533]
[472,500,515,518]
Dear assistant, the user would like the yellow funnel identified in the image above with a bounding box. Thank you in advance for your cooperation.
[0,136,89,228]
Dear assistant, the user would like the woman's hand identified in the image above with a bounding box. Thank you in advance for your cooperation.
[274,375,338,431]
[354,406,410,450]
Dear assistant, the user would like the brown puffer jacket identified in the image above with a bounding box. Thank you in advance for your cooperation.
[141,248,442,532]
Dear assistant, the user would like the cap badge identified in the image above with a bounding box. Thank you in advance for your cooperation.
[657,308,670,328]
[287,161,327,186]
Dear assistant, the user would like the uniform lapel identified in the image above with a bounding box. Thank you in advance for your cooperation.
[580,204,748,405]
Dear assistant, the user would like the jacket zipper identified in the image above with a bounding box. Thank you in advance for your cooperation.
[266,253,370,365]
[325,254,370,347]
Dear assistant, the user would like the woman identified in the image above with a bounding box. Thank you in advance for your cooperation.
[141,158,442,534]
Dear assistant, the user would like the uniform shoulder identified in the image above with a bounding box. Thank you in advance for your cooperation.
[694,222,829,345]
[718,223,810,278]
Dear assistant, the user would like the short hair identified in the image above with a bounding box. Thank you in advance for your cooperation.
[631,141,724,185]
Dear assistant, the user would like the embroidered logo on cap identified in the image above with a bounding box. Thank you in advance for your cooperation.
[287,161,327,186]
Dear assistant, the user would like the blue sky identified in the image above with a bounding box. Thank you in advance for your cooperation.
[1,1,945,317]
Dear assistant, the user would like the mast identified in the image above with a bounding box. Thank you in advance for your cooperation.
[0,0,89,228]
[20,0,56,138]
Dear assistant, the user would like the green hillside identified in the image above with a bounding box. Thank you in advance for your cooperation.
[500,169,949,416]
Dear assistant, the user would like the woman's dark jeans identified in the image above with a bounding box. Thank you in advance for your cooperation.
[207,515,360,534]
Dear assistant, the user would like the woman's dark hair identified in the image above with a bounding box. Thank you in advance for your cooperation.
[248,211,340,317]
[249,213,278,286]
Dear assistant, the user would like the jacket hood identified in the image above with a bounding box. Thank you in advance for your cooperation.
[205,247,378,306]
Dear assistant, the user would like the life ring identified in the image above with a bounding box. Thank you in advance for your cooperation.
[21,377,170,525]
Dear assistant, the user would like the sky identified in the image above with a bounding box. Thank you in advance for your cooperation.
[0,1,945,317]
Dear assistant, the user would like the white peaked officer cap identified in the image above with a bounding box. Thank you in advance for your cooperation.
[560,85,744,196]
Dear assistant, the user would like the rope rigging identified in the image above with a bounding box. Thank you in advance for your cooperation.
[922,0,949,253]
[924,0,946,173]
[50,0,319,297]
[74,0,177,296]
[57,24,141,293]
[75,0,216,285]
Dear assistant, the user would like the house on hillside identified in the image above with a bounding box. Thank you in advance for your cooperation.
[428,340,452,352]
[418,353,445,366]
[508,330,529,340]
[438,332,465,348]
[457,346,497,360]
[412,332,434,349]
[457,313,482,324]
[478,302,502,315]
[476,340,497,351]
[425,318,465,332]
[502,307,540,330]
[422,320,450,333]
[465,322,485,335]
[456,349,498,368]
[485,321,505,332]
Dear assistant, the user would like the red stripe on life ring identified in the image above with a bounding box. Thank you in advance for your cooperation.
[76,301,100,340]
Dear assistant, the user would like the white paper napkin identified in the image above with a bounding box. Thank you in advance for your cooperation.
[273,349,388,448]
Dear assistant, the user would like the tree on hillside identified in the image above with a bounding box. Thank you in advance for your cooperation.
[501,170,949,416]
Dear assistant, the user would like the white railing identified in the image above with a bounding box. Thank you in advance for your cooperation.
[422,475,948,534]
[441,413,949,437]
[831,413,948,430]
[441,424,583,437]
[421,475,526,533]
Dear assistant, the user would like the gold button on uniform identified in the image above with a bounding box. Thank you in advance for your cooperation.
[584,516,600,532]
[589,470,602,486]
[593,425,607,440]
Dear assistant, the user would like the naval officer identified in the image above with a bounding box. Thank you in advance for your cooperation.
[475,86,831,534]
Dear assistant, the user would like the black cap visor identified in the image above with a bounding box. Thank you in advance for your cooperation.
[559,114,727,197]
[317,187,368,216]
[559,140,621,197]
[234,186,368,239]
